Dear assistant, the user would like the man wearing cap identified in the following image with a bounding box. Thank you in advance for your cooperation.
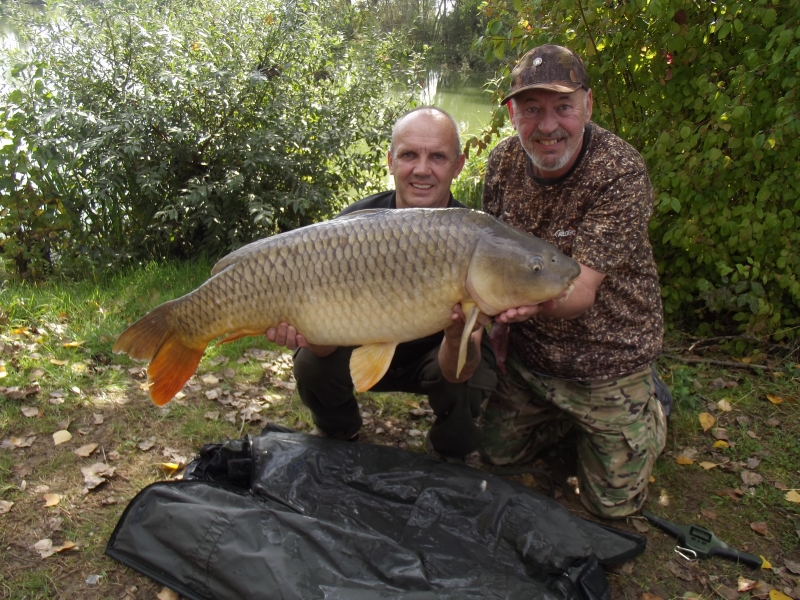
[267,106,497,461]
[479,45,667,518]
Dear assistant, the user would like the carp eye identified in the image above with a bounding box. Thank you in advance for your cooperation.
[528,256,543,273]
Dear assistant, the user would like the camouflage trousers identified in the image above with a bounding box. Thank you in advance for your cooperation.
[480,352,667,519]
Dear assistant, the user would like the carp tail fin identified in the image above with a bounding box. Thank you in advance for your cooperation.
[113,301,205,406]
[456,302,480,378]
[350,342,398,392]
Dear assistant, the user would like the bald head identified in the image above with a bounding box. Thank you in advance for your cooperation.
[390,107,463,160]
[387,107,466,209]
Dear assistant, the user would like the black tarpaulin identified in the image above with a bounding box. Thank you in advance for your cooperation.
[106,429,644,600]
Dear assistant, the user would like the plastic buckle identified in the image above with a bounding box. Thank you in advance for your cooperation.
[675,546,698,561]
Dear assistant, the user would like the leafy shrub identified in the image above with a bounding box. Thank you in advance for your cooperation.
[472,0,800,341]
[0,0,410,278]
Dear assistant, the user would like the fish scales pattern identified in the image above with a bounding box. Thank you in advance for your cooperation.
[167,210,481,348]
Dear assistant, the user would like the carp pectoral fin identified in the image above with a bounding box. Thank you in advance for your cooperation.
[457,302,480,379]
[350,342,398,392]
[218,328,266,345]
[148,335,206,406]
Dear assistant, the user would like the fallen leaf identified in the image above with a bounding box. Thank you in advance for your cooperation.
[62,340,85,347]
[659,489,670,506]
[668,559,693,581]
[649,475,656,483]
[761,557,772,569]
[0,500,13,514]
[92,413,104,425]
[28,368,45,381]
[201,374,219,385]
[784,560,800,575]
[699,461,718,470]
[751,580,774,598]
[641,595,664,600]
[52,430,72,445]
[156,588,181,600]
[204,411,220,421]
[751,521,769,536]
[769,591,792,600]
[81,463,115,490]
[766,394,784,405]
[70,362,87,373]
[739,577,757,592]
[711,377,738,390]
[74,443,98,458]
[159,462,180,474]
[742,471,763,486]
[714,440,730,449]
[632,518,650,533]
[747,457,761,469]
[765,418,781,427]
[42,493,61,507]
[774,481,789,490]
[713,428,729,440]
[32,538,76,558]
[49,358,68,366]
[679,447,699,460]
[701,509,717,520]
[676,456,695,465]
[785,490,800,503]
[699,412,716,432]
[21,406,39,417]
[717,399,732,412]
[138,437,156,452]
[715,584,739,600]
[747,430,759,439]
[85,574,102,585]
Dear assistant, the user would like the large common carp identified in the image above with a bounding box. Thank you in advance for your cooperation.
[114,208,580,405]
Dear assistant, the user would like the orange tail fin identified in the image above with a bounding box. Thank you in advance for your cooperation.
[113,301,206,406]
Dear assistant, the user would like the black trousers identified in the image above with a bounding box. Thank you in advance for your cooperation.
[293,340,497,458]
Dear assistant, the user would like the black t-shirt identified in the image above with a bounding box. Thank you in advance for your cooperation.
[337,191,466,366]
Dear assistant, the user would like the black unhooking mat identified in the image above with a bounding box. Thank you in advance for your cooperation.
[106,428,645,600]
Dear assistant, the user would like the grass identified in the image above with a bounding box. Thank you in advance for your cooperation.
[1,262,799,599]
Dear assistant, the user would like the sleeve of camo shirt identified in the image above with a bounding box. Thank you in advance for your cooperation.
[571,157,654,274]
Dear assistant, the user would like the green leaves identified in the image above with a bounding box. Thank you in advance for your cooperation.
[475,0,800,342]
[0,0,407,276]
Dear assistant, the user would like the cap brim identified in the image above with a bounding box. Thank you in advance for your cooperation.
[501,82,583,105]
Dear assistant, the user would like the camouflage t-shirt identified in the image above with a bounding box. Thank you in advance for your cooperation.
[482,123,663,381]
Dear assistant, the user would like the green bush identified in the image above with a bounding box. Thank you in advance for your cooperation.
[473,0,800,342]
[0,0,411,278]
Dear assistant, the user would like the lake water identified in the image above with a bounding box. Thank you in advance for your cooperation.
[419,70,496,138]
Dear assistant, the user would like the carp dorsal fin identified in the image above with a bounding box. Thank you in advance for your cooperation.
[350,342,398,392]
[456,301,480,378]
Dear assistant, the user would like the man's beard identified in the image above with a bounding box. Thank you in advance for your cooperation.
[521,125,585,173]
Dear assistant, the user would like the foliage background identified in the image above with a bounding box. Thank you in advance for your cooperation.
[471,0,800,345]
[0,0,414,278]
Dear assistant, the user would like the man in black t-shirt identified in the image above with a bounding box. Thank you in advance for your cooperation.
[266,107,497,459]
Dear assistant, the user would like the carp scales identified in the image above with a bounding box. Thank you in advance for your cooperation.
[113,208,581,406]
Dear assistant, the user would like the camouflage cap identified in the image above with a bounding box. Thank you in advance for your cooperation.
[501,45,590,105]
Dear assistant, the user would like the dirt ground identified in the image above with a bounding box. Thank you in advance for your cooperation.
[1,350,799,600]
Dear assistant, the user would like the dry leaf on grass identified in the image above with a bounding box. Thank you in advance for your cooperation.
[632,519,650,533]
[717,399,732,412]
[49,358,68,366]
[750,522,769,536]
[42,493,61,507]
[32,538,76,558]
[785,490,800,503]
[92,413,104,425]
[81,463,115,490]
[715,584,739,600]
[0,500,13,514]
[699,461,717,470]
[74,443,98,458]
[766,394,784,405]
[62,340,85,347]
[739,577,758,592]
[768,590,793,600]
[668,560,693,581]
[138,437,156,452]
[713,428,729,440]
[785,560,800,575]
[701,509,717,520]
[676,456,694,465]
[52,430,72,445]
[201,374,219,385]
[742,471,763,486]
[1,435,37,449]
[714,440,730,449]
[21,406,39,417]
[699,412,716,432]
[641,594,664,600]
[156,586,181,600]
[28,368,45,381]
